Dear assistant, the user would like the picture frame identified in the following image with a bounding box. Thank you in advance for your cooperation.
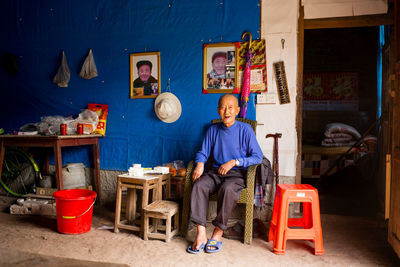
[130,51,161,99]
[203,43,238,93]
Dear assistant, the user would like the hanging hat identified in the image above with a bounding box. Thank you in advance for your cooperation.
[154,92,182,123]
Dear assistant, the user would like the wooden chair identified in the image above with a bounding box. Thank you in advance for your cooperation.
[180,118,259,244]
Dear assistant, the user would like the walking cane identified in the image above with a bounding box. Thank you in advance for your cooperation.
[266,133,282,187]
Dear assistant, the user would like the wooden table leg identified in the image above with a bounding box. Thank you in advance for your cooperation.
[166,175,171,199]
[42,150,50,176]
[152,182,158,202]
[126,188,137,224]
[141,182,150,238]
[53,141,63,190]
[114,180,122,233]
[174,208,179,233]
[93,140,101,200]
[142,183,150,209]
[176,180,183,198]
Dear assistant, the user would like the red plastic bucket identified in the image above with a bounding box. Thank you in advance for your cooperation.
[53,189,97,234]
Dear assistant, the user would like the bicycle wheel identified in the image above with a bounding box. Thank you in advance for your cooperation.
[0,148,39,197]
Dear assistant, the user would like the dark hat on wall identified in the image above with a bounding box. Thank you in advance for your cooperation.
[136,60,152,70]
[212,51,227,63]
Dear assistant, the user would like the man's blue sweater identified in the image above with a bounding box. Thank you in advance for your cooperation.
[195,121,263,169]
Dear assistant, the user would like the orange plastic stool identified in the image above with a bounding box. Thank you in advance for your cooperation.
[268,184,324,255]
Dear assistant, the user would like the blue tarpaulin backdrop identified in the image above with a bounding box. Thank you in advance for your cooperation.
[0,0,260,171]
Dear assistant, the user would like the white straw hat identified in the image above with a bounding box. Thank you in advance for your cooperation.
[154,92,182,123]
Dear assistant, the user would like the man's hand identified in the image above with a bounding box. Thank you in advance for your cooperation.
[192,162,204,183]
[218,159,236,176]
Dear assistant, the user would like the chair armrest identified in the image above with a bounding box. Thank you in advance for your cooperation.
[181,160,195,236]
[183,160,195,192]
[245,164,259,191]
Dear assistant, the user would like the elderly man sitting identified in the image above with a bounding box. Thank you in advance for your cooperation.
[187,94,263,254]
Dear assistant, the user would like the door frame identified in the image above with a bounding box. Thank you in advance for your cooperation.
[296,2,394,185]
[388,0,400,257]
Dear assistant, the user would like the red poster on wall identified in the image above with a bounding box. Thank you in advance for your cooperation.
[303,72,359,111]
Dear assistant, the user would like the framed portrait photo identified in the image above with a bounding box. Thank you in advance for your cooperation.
[130,51,161,99]
[203,43,238,94]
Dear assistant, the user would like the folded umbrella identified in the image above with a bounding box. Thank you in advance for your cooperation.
[239,32,253,118]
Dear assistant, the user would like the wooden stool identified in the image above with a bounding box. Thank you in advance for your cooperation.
[143,200,179,242]
[268,184,324,255]
[114,174,162,235]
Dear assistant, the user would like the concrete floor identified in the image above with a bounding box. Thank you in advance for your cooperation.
[0,194,399,267]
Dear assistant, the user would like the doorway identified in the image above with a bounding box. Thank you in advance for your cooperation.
[301,27,381,216]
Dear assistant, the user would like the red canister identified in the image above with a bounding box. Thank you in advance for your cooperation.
[60,124,67,135]
[77,123,83,134]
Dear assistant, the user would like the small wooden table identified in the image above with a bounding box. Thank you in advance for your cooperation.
[0,134,102,199]
[170,176,185,199]
[114,173,171,235]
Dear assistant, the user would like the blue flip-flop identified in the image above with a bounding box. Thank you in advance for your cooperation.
[187,243,205,254]
[205,239,222,253]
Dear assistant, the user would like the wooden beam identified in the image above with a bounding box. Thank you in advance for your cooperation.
[304,12,394,29]
[296,3,304,185]
[396,0,400,60]
[386,154,391,220]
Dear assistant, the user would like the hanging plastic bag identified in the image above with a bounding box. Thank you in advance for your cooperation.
[53,51,70,87]
[80,49,98,79]
[37,115,72,135]
[74,109,99,134]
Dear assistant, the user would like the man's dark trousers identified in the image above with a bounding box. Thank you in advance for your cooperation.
[189,168,246,230]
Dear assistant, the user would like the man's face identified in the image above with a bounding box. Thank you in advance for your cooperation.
[212,56,227,76]
[217,95,240,127]
[138,65,151,82]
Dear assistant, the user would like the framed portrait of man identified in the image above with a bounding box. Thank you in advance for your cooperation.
[130,52,161,99]
[203,43,238,94]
